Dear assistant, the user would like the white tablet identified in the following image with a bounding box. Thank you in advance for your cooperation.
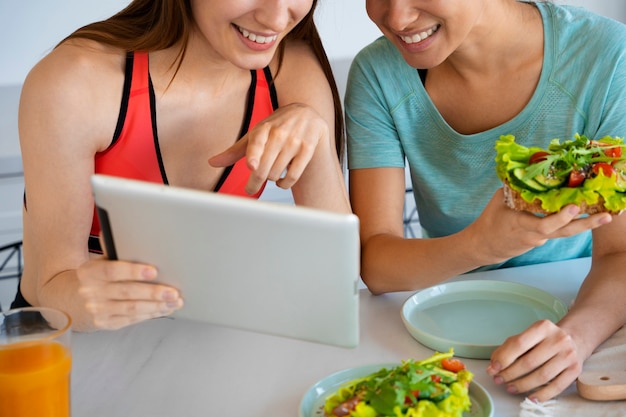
[90,174,360,348]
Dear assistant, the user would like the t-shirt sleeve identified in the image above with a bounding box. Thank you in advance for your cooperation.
[596,49,626,138]
[345,44,406,170]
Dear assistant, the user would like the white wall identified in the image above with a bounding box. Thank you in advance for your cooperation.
[0,0,380,87]
[0,1,130,86]
[1,1,625,87]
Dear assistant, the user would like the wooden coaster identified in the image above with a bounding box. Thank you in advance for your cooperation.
[577,370,626,401]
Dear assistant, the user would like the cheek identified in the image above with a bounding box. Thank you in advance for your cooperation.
[365,1,382,24]
[293,0,315,21]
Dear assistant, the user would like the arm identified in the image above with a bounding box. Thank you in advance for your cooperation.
[209,40,350,214]
[350,167,611,294]
[488,214,626,401]
[18,41,182,331]
[277,40,350,213]
[486,28,626,401]
[350,167,488,293]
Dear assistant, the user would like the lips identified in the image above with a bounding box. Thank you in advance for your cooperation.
[399,24,440,44]
[236,25,278,44]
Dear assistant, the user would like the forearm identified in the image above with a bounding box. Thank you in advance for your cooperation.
[291,143,351,214]
[559,251,626,361]
[360,231,488,294]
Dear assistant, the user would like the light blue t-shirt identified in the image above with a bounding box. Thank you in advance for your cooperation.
[346,2,626,269]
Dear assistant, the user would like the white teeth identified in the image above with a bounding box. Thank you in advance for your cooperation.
[401,25,440,44]
[238,27,277,44]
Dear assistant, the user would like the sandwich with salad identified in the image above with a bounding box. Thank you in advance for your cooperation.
[495,134,626,214]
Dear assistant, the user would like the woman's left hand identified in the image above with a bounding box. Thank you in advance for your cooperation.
[487,319,585,402]
[208,102,330,195]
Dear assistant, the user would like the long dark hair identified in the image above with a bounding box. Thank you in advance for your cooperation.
[61,0,345,161]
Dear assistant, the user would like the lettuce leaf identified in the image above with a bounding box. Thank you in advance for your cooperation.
[323,350,473,417]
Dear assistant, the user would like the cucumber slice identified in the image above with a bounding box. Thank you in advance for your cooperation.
[509,168,547,192]
[613,160,626,190]
[534,173,566,189]
[613,160,626,173]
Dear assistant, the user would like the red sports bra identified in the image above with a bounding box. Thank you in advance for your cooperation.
[89,51,278,252]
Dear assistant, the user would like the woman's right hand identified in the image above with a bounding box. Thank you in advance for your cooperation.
[468,188,612,265]
[208,102,331,195]
[76,259,184,330]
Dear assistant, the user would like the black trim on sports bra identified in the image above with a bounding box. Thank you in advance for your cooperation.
[149,75,168,185]
[263,66,279,110]
[110,52,134,148]
[213,67,279,193]
[214,69,258,192]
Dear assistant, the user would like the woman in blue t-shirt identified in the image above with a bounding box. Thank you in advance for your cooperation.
[346,0,626,402]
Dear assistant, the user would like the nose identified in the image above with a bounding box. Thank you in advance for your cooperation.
[386,0,421,32]
[255,0,300,33]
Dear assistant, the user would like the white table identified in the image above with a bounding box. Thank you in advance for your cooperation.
[70,257,594,417]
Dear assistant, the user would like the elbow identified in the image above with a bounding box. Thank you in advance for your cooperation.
[360,268,391,295]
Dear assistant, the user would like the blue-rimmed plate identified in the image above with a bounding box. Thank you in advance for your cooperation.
[401,280,568,359]
[299,363,494,417]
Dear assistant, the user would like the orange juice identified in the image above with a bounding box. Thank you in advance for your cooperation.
[0,340,71,417]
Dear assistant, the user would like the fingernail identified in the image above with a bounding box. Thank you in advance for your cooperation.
[166,299,182,309]
[507,384,518,394]
[599,214,612,225]
[142,267,157,280]
[487,361,502,374]
[568,205,581,216]
[247,158,258,170]
[161,290,178,302]
[494,376,504,385]
[528,396,539,403]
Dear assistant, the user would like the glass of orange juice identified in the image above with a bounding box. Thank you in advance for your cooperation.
[0,307,72,417]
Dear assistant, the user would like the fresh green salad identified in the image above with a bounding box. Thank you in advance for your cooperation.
[495,134,626,213]
[323,349,473,417]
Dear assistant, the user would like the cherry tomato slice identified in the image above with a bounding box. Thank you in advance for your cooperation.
[593,141,623,158]
[567,170,586,187]
[441,358,465,373]
[404,390,420,405]
[604,147,622,158]
[592,162,616,177]
[529,151,550,164]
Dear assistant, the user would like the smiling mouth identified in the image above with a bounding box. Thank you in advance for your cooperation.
[400,24,441,44]
[236,25,278,44]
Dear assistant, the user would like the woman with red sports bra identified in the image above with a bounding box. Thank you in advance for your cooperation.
[15,0,350,331]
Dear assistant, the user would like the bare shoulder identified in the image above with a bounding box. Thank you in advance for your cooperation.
[20,39,127,152]
[268,38,337,132]
[270,38,332,104]
[24,38,125,97]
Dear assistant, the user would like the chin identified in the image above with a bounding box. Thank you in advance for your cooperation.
[400,51,445,70]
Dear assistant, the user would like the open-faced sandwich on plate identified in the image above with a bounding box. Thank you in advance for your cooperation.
[323,349,473,417]
[495,134,626,214]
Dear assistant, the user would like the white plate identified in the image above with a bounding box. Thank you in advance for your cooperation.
[401,280,568,359]
[299,363,493,417]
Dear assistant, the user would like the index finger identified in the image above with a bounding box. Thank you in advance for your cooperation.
[488,320,553,375]
[528,205,611,237]
[208,138,250,168]
[89,258,159,283]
